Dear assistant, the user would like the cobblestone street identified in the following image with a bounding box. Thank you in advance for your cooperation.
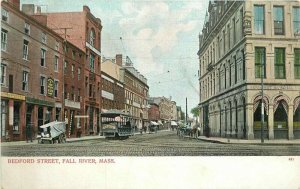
[2,131,300,156]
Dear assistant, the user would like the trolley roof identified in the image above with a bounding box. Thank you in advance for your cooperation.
[101,109,131,118]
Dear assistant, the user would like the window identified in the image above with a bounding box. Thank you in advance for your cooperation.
[1,29,7,51]
[40,76,46,95]
[274,6,284,35]
[0,64,6,85]
[78,68,81,80]
[90,53,95,72]
[72,51,76,59]
[22,71,29,91]
[54,80,58,97]
[274,48,285,79]
[255,47,266,78]
[1,8,8,22]
[24,22,30,35]
[71,64,74,78]
[78,88,81,102]
[23,40,29,60]
[295,49,300,79]
[64,61,67,73]
[90,29,95,46]
[55,41,59,51]
[293,7,300,34]
[41,49,46,66]
[71,86,75,101]
[254,5,265,34]
[42,32,47,43]
[232,18,236,45]
[54,56,58,72]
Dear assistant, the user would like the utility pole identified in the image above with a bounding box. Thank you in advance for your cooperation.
[186,97,188,126]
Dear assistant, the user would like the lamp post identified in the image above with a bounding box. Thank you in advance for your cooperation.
[261,54,264,143]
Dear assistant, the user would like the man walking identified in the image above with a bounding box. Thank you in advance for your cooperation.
[26,124,33,142]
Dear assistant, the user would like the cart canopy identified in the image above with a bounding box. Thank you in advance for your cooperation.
[40,121,66,138]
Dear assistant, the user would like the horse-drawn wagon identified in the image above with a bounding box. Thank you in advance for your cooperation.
[38,121,66,144]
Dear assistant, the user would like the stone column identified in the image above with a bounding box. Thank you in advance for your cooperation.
[237,106,243,138]
[288,106,294,140]
[232,106,236,137]
[221,110,225,137]
[268,105,274,139]
[226,108,231,137]
[246,104,254,140]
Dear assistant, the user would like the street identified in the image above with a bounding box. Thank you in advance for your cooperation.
[2,131,300,156]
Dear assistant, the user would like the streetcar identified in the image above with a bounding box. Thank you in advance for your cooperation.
[101,109,133,139]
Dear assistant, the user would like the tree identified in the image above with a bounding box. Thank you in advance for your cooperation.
[180,111,185,121]
[191,106,199,117]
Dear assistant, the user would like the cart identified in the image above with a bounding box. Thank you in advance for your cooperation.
[38,121,66,144]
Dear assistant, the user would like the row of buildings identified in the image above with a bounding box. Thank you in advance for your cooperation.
[198,0,300,140]
[1,0,183,141]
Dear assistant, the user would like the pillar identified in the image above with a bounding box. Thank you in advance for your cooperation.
[20,101,26,140]
[268,105,274,139]
[237,106,243,138]
[232,106,237,137]
[32,105,38,136]
[8,99,14,137]
[288,106,294,140]
[246,104,254,140]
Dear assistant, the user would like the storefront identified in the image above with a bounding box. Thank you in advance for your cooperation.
[1,92,26,141]
[26,97,55,138]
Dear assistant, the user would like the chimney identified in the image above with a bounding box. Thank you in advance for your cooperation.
[116,54,122,66]
[36,6,41,14]
[7,0,20,9]
[22,4,35,15]
[83,5,90,13]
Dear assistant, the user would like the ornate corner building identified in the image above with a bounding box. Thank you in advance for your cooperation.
[198,1,300,140]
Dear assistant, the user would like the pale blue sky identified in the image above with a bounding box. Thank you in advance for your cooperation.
[21,0,209,116]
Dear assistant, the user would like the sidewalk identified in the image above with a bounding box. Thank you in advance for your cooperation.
[198,136,300,145]
[1,129,171,147]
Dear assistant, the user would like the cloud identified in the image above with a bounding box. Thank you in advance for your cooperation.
[116,1,204,75]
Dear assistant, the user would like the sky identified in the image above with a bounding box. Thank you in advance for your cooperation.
[21,0,209,116]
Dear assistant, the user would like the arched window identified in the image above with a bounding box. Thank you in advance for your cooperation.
[90,28,96,46]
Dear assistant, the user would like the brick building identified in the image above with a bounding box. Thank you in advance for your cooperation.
[1,0,64,141]
[43,6,103,135]
[63,42,85,138]
[148,103,160,122]
[118,55,149,129]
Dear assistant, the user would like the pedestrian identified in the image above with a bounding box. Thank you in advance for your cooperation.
[26,124,33,142]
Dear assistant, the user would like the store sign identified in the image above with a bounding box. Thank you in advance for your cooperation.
[47,77,54,97]
[0,92,25,100]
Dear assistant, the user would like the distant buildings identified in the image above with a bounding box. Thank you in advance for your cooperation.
[198,0,300,140]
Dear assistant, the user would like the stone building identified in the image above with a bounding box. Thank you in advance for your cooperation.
[198,1,300,140]
[101,56,125,113]
[1,0,64,141]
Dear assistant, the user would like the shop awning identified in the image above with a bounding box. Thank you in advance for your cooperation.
[150,121,158,126]
[171,121,177,126]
